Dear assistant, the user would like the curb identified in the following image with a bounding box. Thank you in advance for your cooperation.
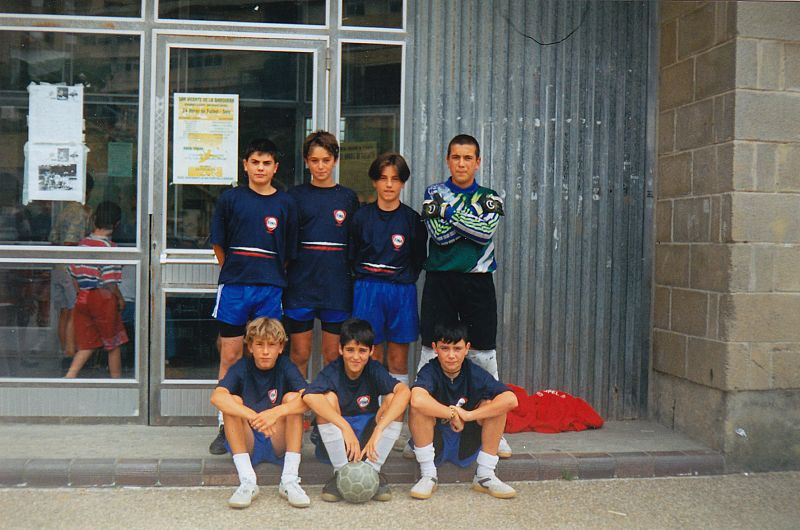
[0,450,725,488]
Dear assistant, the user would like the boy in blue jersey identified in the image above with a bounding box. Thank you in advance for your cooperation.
[417,133,512,458]
[285,131,359,377]
[409,323,518,500]
[208,138,298,455]
[303,318,411,502]
[349,153,427,387]
[210,318,310,509]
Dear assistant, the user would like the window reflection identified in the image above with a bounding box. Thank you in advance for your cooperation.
[164,293,218,380]
[0,0,140,17]
[0,264,136,379]
[343,0,403,28]
[340,43,401,203]
[0,31,140,247]
[166,48,313,248]
[159,0,325,25]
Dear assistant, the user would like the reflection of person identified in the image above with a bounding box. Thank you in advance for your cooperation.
[49,174,94,363]
[210,318,310,509]
[417,134,512,458]
[285,131,359,377]
[208,138,298,455]
[409,323,517,500]
[303,319,410,503]
[65,200,128,378]
[349,153,426,388]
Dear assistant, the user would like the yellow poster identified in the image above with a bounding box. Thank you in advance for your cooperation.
[173,93,239,185]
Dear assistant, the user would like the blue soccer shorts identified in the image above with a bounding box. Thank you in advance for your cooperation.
[432,420,482,467]
[310,413,376,465]
[224,428,284,466]
[212,284,283,326]
[283,307,350,334]
[352,279,418,344]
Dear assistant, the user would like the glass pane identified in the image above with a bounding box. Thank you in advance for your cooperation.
[0,263,136,379]
[166,48,313,249]
[159,0,325,25]
[0,0,140,17]
[340,43,401,203]
[164,293,218,380]
[342,0,403,28]
[0,31,140,247]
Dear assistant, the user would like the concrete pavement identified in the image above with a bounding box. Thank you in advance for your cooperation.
[0,420,726,488]
[2,472,798,529]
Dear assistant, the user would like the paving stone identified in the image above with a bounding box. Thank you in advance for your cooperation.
[115,459,158,487]
[158,459,203,487]
[611,451,655,478]
[574,452,616,479]
[0,459,28,486]
[24,459,71,487]
[69,459,115,487]
[536,453,578,481]
[651,451,694,476]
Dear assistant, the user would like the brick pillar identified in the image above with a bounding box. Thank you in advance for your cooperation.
[654,1,800,470]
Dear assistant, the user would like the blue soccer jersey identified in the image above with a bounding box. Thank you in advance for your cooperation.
[284,183,359,311]
[217,354,307,412]
[305,357,399,416]
[349,202,427,284]
[210,186,298,287]
[412,357,509,411]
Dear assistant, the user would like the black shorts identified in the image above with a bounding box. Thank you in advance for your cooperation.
[433,420,482,463]
[420,271,497,350]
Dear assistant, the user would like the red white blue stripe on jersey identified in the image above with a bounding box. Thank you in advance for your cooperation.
[230,246,277,259]
[359,262,401,275]
[300,241,346,252]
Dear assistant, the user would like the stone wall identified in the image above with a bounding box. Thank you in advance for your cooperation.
[654,1,800,470]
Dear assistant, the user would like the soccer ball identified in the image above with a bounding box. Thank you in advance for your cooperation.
[336,461,379,503]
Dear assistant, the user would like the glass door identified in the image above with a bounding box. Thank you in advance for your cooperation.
[149,33,327,424]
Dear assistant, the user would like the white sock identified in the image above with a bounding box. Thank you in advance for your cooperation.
[368,421,403,472]
[476,450,499,478]
[317,423,349,471]
[218,410,224,427]
[417,346,437,372]
[281,451,301,482]
[389,372,409,387]
[232,453,256,486]
[468,349,499,380]
[413,442,437,478]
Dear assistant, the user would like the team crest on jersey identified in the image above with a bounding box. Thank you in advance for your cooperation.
[333,209,347,226]
[264,216,278,233]
[391,234,405,250]
[268,389,278,403]
[356,395,371,409]
[456,397,467,408]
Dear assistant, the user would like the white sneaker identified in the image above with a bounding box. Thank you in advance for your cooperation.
[472,474,516,499]
[498,436,512,458]
[409,475,438,500]
[279,477,311,508]
[228,483,259,508]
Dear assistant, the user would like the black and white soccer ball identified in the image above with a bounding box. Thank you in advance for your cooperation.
[336,461,379,503]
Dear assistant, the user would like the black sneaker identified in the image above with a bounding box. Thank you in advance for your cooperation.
[209,425,227,455]
[372,472,391,501]
[321,473,342,502]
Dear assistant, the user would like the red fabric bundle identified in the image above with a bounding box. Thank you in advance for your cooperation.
[505,384,604,433]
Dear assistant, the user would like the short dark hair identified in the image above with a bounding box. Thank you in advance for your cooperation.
[432,322,469,345]
[339,318,375,348]
[368,152,410,183]
[93,201,121,230]
[447,134,481,159]
[303,130,339,160]
[243,138,280,161]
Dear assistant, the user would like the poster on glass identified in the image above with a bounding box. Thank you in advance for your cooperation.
[172,93,239,186]
[25,143,87,202]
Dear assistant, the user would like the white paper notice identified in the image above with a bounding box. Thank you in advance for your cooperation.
[173,93,239,185]
[26,143,87,202]
[28,83,84,143]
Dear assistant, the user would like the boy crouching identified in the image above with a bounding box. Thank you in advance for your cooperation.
[409,323,518,500]
[303,318,411,502]
[210,318,309,508]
